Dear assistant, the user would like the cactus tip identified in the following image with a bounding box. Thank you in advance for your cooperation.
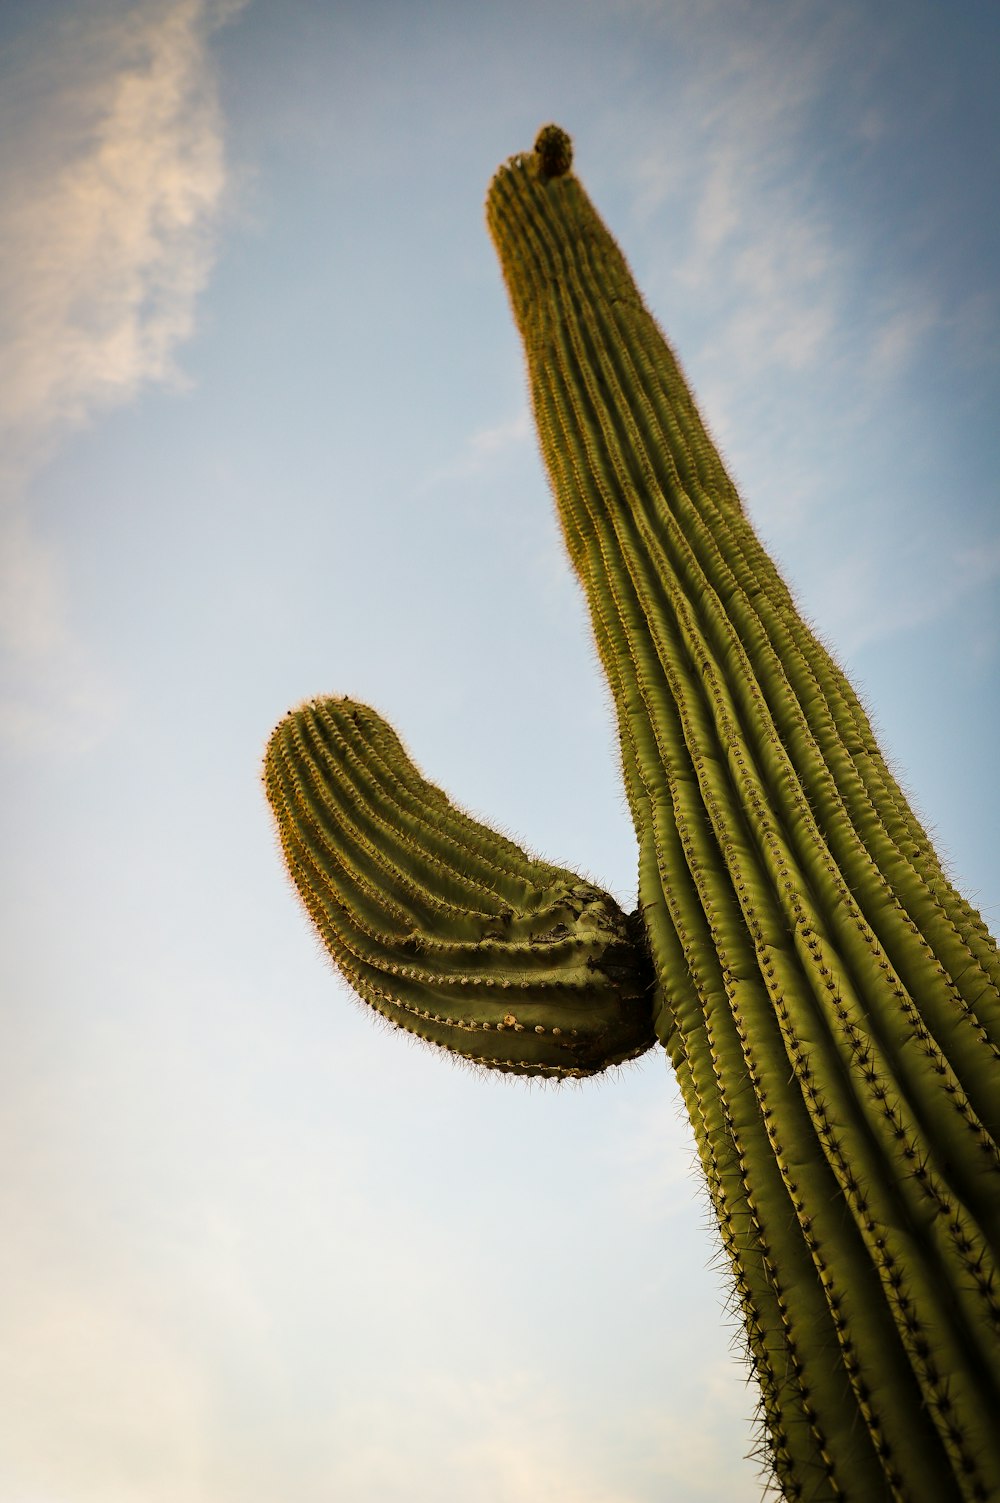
[534,123,573,178]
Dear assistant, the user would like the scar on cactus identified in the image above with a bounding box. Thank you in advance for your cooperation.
[265,125,1000,1502]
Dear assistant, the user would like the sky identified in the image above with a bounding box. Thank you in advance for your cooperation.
[1,1,998,1500]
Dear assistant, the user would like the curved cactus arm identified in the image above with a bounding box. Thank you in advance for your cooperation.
[264,696,656,1078]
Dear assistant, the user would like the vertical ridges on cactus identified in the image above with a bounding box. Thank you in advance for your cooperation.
[483,131,1000,1500]
[265,697,656,1077]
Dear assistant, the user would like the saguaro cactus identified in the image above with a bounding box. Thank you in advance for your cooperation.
[265,126,1000,1501]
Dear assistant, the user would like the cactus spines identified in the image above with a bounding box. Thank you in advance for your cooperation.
[265,129,1000,1500]
[265,697,656,1077]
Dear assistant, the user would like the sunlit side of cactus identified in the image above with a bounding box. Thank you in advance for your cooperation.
[266,126,1000,1502]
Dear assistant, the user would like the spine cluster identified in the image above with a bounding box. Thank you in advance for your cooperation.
[485,129,1000,1501]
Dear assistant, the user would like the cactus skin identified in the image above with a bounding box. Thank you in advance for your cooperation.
[266,128,1000,1500]
[265,697,656,1077]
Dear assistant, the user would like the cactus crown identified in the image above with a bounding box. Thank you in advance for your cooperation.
[534,122,573,177]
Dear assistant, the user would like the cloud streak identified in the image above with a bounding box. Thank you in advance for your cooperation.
[0,0,243,752]
[626,2,853,380]
[608,0,1000,660]
[416,408,532,496]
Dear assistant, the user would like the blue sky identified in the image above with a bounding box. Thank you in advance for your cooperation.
[2,2,998,1499]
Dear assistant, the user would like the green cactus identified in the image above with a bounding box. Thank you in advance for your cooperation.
[265,696,655,1076]
[265,126,1000,1501]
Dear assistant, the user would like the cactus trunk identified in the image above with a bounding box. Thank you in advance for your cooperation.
[265,126,1000,1501]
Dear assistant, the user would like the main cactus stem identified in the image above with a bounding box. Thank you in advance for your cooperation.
[265,125,1000,1501]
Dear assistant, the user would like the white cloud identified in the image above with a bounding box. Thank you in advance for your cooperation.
[645,21,847,388]
[867,301,939,381]
[417,408,532,494]
[0,511,118,756]
[0,0,241,440]
[689,146,743,261]
[467,409,533,459]
[0,0,243,753]
[616,1,953,428]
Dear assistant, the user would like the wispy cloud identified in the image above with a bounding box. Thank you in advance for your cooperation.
[0,0,243,753]
[597,6,873,562]
[416,408,532,495]
[626,6,854,396]
[0,513,118,755]
[866,300,940,382]
[605,0,1000,665]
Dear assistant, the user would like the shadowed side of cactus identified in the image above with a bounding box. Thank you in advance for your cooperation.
[265,127,1000,1502]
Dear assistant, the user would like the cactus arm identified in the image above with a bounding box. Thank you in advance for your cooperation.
[264,696,656,1078]
[484,128,1000,1500]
